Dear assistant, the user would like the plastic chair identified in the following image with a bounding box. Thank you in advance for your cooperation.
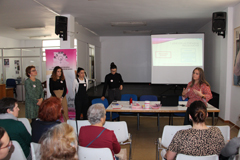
[91,98,119,120]
[156,125,192,160]
[104,121,132,160]
[67,120,90,135]
[121,94,137,101]
[18,118,31,135]
[30,142,41,160]
[207,125,230,144]
[78,146,113,160]
[6,78,17,97]
[120,94,138,115]
[176,154,219,160]
[4,140,27,160]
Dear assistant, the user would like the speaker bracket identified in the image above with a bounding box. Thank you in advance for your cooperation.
[216,31,225,38]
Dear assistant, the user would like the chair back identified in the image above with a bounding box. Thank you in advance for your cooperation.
[176,154,218,160]
[178,96,188,101]
[3,141,27,160]
[104,121,129,143]
[6,79,16,88]
[161,125,192,148]
[121,94,137,101]
[67,120,90,135]
[207,125,230,143]
[30,142,41,160]
[140,95,158,101]
[92,98,109,108]
[18,118,31,135]
[78,146,113,160]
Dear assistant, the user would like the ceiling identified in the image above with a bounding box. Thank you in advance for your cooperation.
[0,0,240,40]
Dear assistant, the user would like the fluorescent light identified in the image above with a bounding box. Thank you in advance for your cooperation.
[29,35,51,39]
[123,30,152,34]
[15,27,45,31]
[111,22,147,27]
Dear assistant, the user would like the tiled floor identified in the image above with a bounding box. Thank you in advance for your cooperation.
[18,102,239,160]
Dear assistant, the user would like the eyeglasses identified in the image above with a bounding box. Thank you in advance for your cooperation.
[0,140,12,150]
[31,69,36,72]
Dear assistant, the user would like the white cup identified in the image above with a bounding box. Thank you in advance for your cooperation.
[145,101,150,109]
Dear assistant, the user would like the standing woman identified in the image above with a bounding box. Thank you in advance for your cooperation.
[49,66,69,121]
[73,67,89,120]
[101,62,123,104]
[25,66,44,122]
[182,67,212,125]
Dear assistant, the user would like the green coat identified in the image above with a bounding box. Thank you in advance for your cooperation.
[24,78,44,119]
[0,118,32,158]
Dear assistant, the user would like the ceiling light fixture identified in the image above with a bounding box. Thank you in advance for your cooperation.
[111,22,147,27]
[123,30,152,34]
[29,35,51,39]
[15,27,46,31]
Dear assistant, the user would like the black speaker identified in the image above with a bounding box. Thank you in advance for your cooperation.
[212,12,226,32]
[55,16,68,40]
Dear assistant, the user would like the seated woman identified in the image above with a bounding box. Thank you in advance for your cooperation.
[40,123,78,160]
[79,103,121,160]
[31,97,62,143]
[164,101,225,160]
[0,127,12,160]
[0,98,31,159]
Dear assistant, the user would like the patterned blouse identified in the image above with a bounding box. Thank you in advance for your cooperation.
[167,127,225,156]
[184,81,212,107]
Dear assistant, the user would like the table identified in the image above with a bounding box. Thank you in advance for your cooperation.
[106,101,220,131]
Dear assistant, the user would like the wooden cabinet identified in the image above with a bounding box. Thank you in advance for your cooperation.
[0,84,6,99]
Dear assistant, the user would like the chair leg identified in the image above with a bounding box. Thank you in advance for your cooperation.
[129,142,132,160]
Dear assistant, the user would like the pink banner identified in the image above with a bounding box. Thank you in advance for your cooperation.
[46,49,76,70]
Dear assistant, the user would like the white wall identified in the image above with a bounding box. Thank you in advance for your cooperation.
[75,23,101,84]
[0,36,21,48]
[100,36,151,82]
[197,6,239,124]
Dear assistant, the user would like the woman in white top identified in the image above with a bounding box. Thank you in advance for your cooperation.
[72,67,89,120]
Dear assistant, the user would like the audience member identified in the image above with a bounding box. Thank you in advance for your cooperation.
[182,67,212,125]
[0,98,31,159]
[40,123,78,160]
[79,103,121,160]
[219,137,240,160]
[164,101,225,160]
[0,127,12,160]
[31,97,62,143]
[25,65,44,123]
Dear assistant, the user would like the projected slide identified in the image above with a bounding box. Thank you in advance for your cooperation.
[152,38,203,66]
[151,34,204,84]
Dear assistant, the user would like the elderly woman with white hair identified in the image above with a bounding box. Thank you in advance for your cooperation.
[79,103,121,160]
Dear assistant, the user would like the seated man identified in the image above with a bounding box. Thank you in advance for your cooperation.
[79,103,121,160]
[0,98,31,159]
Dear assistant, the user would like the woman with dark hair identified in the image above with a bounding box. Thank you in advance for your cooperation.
[72,67,89,120]
[163,101,225,160]
[182,67,212,125]
[25,65,44,123]
[0,127,12,160]
[49,66,68,121]
[31,97,62,143]
[101,62,124,104]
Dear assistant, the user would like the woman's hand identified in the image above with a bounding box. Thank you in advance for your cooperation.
[101,96,105,101]
[37,98,43,106]
[193,89,203,97]
[119,85,123,90]
[182,88,188,96]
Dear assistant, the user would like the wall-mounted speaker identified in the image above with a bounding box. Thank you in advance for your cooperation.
[55,16,68,40]
[212,12,226,38]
